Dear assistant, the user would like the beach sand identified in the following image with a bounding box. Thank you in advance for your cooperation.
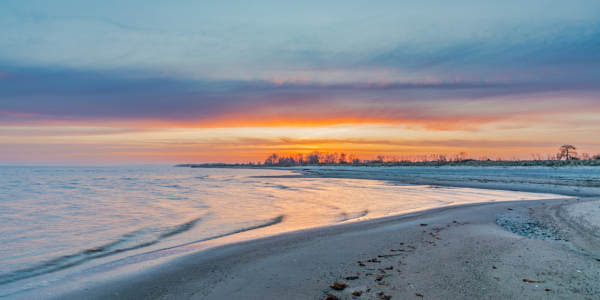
[295,166,600,197]
[42,195,600,299]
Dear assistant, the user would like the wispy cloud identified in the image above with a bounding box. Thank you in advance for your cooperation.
[2,62,599,132]
[1,1,600,163]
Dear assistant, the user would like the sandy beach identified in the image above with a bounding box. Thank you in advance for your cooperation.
[18,168,600,300]
[36,200,598,299]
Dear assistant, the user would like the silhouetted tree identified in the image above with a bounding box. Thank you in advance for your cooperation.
[307,151,321,164]
[339,153,347,164]
[557,145,578,160]
[451,152,468,162]
[294,153,305,165]
[265,153,279,165]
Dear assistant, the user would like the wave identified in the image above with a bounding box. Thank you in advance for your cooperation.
[0,215,284,286]
[0,217,203,285]
[338,210,369,222]
[157,215,285,251]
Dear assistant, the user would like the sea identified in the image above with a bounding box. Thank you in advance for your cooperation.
[0,166,564,297]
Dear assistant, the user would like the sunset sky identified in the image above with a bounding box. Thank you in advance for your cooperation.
[1,1,599,165]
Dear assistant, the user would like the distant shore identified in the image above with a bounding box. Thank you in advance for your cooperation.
[176,158,600,168]
[179,164,600,197]
[292,165,600,198]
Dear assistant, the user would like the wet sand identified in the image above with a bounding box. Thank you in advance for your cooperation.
[295,166,600,197]
[38,195,600,299]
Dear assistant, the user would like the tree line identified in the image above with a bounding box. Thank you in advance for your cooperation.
[262,145,600,166]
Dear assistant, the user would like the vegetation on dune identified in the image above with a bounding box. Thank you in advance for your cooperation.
[256,145,600,167]
[176,145,600,168]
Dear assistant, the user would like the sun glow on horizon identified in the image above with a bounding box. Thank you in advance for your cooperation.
[2,119,599,165]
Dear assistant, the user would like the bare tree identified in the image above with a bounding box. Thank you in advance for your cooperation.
[452,152,468,162]
[347,154,357,164]
[294,153,305,165]
[265,153,278,165]
[338,153,347,164]
[557,145,578,160]
[307,151,321,164]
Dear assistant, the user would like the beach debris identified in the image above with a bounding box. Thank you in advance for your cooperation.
[390,248,413,253]
[351,290,363,296]
[415,292,424,297]
[345,276,359,280]
[374,274,391,282]
[494,277,500,281]
[330,281,348,290]
[325,295,340,300]
[378,254,400,258]
[420,223,428,226]
[358,261,366,266]
[379,266,394,271]
[367,258,381,263]
[522,278,545,283]
[378,291,392,299]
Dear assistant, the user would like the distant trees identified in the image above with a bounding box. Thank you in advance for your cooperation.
[264,153,279,165]
[264,151,353,166]
[263,150,471,165]
[261,145,599,166]
[307,151,320,164]
[557,145,578,160]
[338,153,347,164]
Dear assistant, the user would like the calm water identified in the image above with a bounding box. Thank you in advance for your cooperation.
[0,166,564,297]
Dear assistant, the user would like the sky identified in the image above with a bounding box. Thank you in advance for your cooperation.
[1,0,599,165]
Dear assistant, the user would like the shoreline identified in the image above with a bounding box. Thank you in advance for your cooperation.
[291,166,600,197]
[15,167,600,299]
[26,197,599,299]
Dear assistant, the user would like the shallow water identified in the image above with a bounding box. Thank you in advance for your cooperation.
[0,166,566,297]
